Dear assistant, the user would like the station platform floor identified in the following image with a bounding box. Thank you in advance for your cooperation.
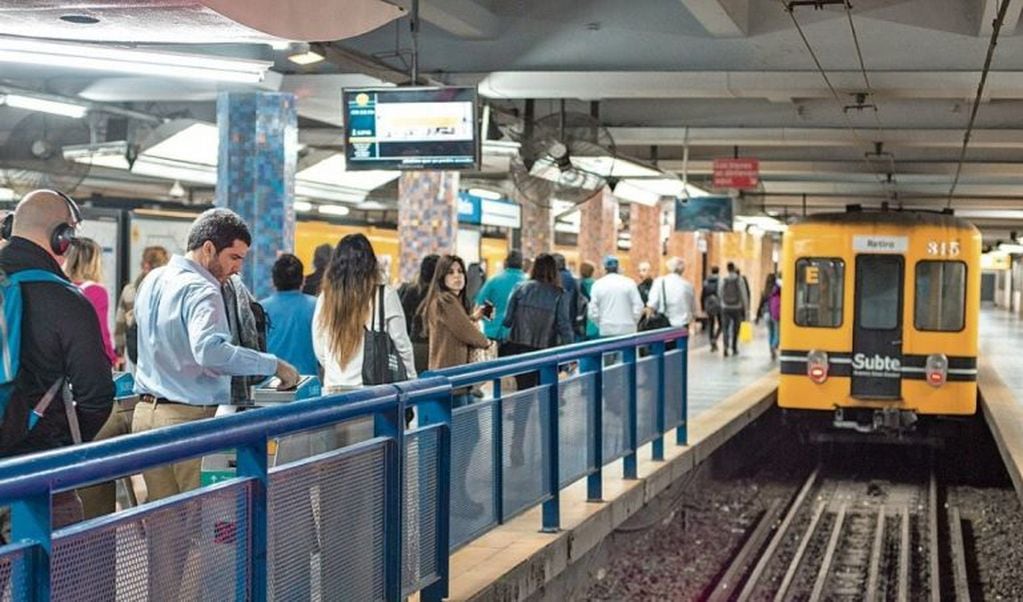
[446,327,781,601]
[976,306,1023,503]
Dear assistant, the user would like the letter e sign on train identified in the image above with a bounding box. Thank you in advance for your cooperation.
[713,158,760,189]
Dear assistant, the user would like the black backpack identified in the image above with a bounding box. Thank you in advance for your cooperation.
[721,277,742,306]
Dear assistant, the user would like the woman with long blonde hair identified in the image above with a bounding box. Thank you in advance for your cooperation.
[312,233,415,390]
[64,237,117,367]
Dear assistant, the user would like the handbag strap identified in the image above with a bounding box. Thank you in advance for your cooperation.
[375,284,386,332]
[658,278,667,314]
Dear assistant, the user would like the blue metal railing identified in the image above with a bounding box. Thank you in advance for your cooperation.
[0,327,687,601]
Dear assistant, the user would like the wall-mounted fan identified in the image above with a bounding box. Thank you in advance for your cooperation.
[0,113,91,195]
[509,110,617,208]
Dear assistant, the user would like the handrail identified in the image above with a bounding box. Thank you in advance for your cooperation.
[0,384,402,502]
[423,327,688,388]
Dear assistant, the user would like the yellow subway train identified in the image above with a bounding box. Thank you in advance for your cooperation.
[778,209,981,433]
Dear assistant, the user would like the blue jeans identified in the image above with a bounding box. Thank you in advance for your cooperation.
[766,317,779,350]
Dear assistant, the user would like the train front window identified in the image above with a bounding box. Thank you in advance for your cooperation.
[915,261,966,331]
[856,255,902,330]
[795,258,844,327]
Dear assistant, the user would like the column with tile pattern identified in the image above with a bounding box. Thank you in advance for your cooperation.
[577,187,618,270]
[398,171,460,283]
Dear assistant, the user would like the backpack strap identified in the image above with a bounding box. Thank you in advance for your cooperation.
[376,285,386,332]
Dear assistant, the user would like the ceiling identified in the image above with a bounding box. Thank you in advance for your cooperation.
[2,0,1023,241]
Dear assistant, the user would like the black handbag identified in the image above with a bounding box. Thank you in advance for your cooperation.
[639,279,672,331]
[362,285,409,385]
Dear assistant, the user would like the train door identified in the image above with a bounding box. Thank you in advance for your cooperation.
[851,254,904,398]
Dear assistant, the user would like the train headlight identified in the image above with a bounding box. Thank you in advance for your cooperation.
[807,350,829,384]
[925,353,948,387]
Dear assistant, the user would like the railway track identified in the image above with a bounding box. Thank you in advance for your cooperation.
[708,460,974,601]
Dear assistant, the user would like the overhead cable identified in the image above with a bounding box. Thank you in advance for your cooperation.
[948,0,1013,206]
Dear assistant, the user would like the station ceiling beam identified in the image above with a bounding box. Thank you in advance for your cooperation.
[677,0,749,37]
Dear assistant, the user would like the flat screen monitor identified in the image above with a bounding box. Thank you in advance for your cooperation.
[675,196,734,232]
[343,86,479,171]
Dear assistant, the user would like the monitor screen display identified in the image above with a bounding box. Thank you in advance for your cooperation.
[675,196,734,232]
[343,86,479,171]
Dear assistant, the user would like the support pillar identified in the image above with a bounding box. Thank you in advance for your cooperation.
[398,172,460,283]
[578,187,618,270]
[518,194,552,261]
[216,91,298,300]
[628,203,661,278]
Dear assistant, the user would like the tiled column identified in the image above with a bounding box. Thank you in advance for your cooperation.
[667,231,704,298]
[216,91,298,300]
[578,187,618,270]
[398,172,460,283]
[518,194,552,261]
[628,203,661,278]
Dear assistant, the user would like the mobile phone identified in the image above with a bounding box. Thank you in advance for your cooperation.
[482,301,495,319]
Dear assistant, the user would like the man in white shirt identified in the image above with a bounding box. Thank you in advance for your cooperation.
[646,257,696,345]
[588,255,644,336]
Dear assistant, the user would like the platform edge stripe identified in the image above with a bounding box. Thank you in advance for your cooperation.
[977,357,1023,507]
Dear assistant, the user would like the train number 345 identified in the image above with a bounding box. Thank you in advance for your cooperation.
[927,241,961,257]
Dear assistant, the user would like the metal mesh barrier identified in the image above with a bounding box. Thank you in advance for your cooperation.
[501,387,551,520]
[602,363,632,462]
[449,400,497,550]
[51,481,251,602]
[664,349,685,428]
[558,373,596,487]
[636,356,659,445]
[268,441,388,602]
[403,425,441,596]
[0,543,30,602]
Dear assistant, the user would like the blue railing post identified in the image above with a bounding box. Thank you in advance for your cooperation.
[676,336,689,446]
[581,353,603,502]
[236,440,268,602]
[375,396,405,602]
[622,346,639,479]
[492,378,504,523]
[540,364,560,532]
[652,340,667,461]
[412,384,453,602]
[12,493,51,601]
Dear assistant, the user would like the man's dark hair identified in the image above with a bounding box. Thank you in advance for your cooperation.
[418,254,440,288]
[505,249,523,270]
[711,266,720,275]
[552,253,566,271]
[312,243,332,271]
[186,208,251,252]
[272,253,304,291]
[727,261,737,273]
[531,254,562,289]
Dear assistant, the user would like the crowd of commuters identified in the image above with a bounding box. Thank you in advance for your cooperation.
[0,186,781,557]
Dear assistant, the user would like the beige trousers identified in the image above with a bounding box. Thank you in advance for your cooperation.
[78,399,136,519]
[131,400,216,502]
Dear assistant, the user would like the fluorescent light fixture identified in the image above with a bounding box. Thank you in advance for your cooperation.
[357,201,388,211]
[735,215,787,233]
[1,93,87,118]
[998,243,1023,254]
[482,140,521,157]
[554,221,579,234]
[319,204,350,217]
[0,37,271,83]
[296,154,399,194]
[145,122,219,166]
[293,200,313,212]
[131,156,217,185]
[288,50,324,66]
[611,180,663,206]
[467,187,503,200]
[0,187,14,202]
[269,40,294,51]
[572,156,661,179]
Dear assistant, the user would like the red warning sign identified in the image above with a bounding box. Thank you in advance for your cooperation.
[713,158,760,189]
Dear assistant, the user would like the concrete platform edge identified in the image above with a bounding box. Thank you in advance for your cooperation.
[977,357,1023,505]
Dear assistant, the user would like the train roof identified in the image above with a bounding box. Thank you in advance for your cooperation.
[791,210,979,232]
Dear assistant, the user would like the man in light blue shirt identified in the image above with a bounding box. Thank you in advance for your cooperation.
[474,249,525,342]
[261,253,319,376]
[132,208,299,501]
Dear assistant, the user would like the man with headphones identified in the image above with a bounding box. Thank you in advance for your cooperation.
[0,189,115,541]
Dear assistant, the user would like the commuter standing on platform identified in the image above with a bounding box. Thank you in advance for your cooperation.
[702,266,723,352]
[646,257,696,349]
[64,237,118,367]
[132,208,299,501]
[301,243,332,296]
[579,260,599,339]
[636,261,654,304]
[755,273,782,360]
[588,255,644,337]
[719,261,749,357]
[399,254,439,374]
[261,253,319,376]
[0,190,114,539]
[474,249,525,345]
[553,253,582,340]
[114,245,169,370]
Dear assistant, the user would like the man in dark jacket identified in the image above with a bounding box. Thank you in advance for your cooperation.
[301,243,332,296]
[0,190,115,541]
[553,253,582,340]
[702,266,723,352]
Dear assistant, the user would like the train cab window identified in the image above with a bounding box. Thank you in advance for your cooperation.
[795,258,844,327]
[915,261,966,331]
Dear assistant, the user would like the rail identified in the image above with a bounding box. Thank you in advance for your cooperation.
[0,326,688,601]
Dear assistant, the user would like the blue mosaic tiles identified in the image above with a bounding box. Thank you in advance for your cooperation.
[397,172,460,282]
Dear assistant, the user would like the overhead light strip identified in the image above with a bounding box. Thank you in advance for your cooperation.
[0,93,86,118]
[0,37,271,83]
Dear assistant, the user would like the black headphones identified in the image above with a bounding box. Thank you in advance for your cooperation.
[0,190,82,256]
